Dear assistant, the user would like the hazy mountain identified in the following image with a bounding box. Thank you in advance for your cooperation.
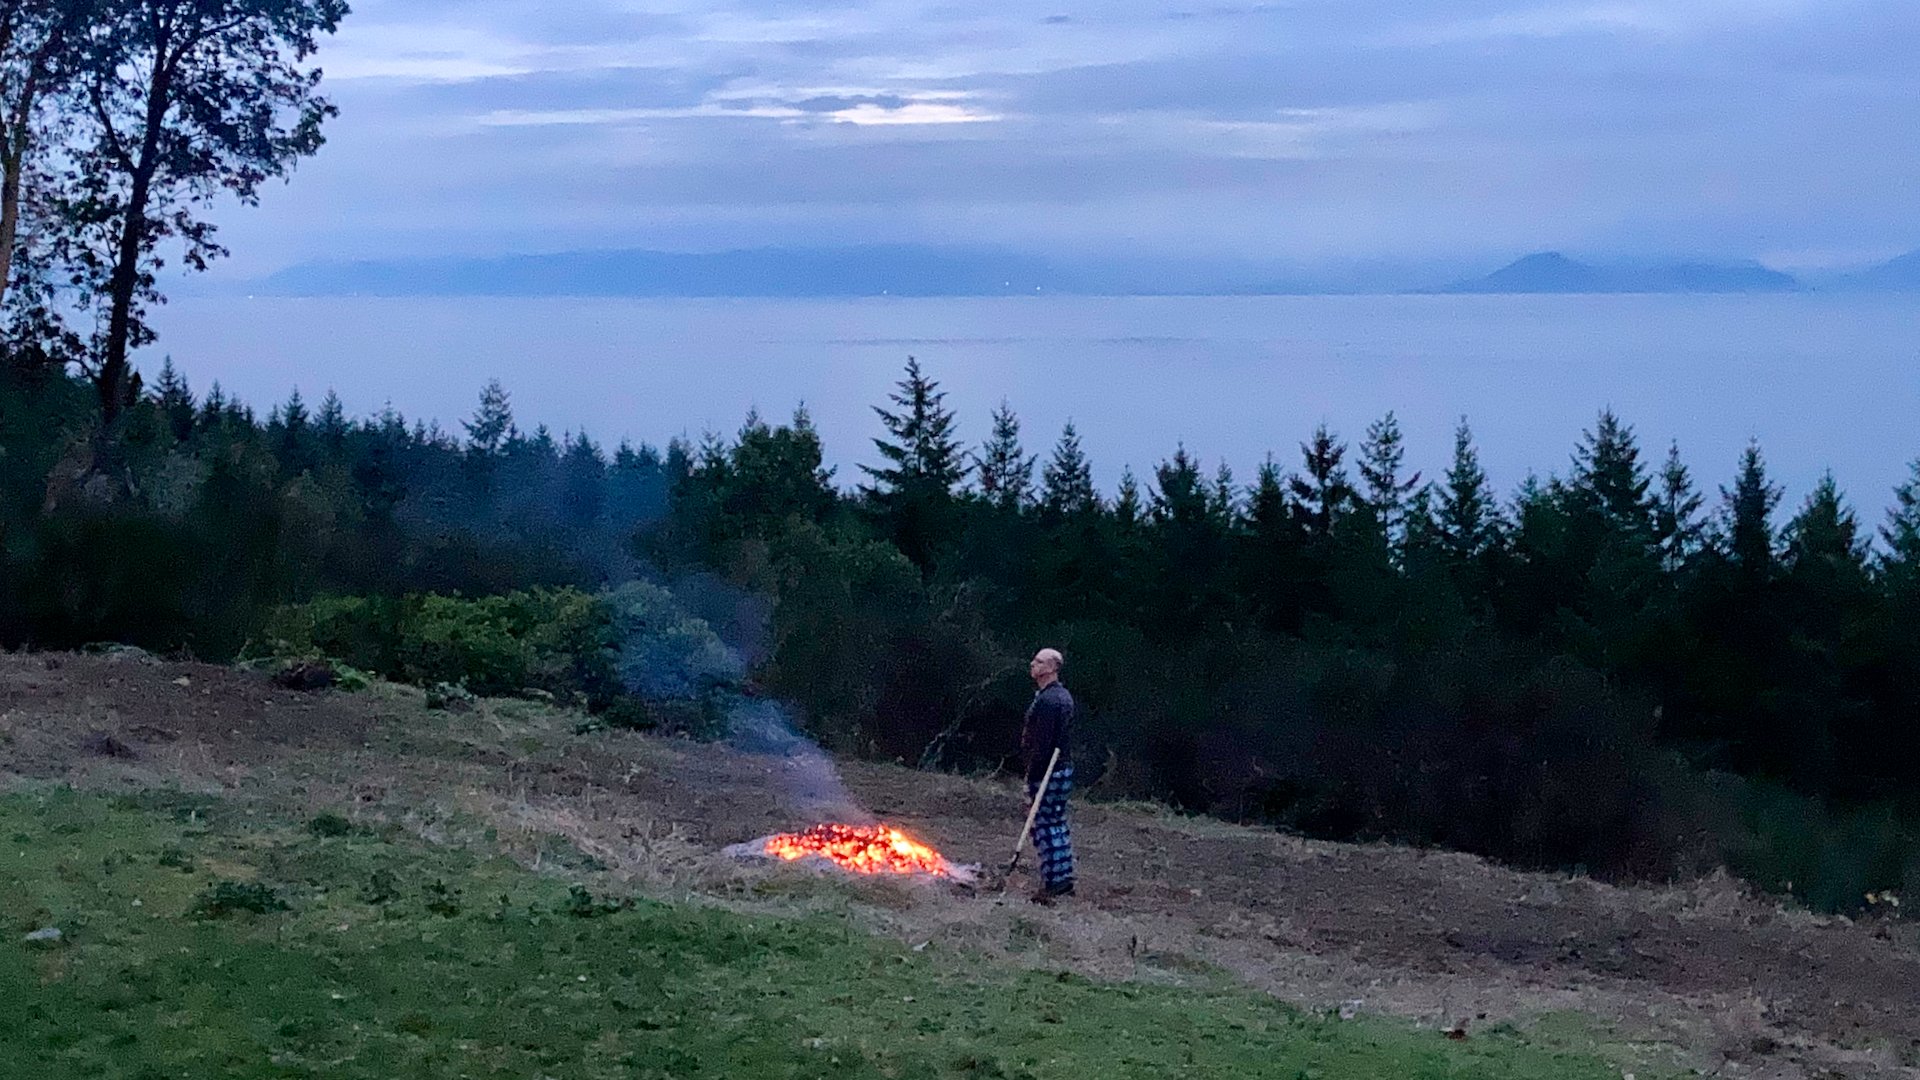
[1828,251,1920,291]
[1436,252,1803,294]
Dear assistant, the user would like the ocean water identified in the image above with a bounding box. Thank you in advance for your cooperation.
[148,292,1920,513]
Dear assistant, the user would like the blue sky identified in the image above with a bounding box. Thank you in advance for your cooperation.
[212,0,1920,279]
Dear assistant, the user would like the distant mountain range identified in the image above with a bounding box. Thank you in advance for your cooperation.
[1827,250,1920,291]
[1434,252,1805,294]
[252,245,1920,298]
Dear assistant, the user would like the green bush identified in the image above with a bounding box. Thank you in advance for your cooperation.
[260,587,621,704]
[192,881,290,918]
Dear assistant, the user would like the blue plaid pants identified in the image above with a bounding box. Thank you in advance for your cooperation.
[1027,764,1075,891]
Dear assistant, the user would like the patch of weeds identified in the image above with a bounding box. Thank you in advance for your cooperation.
[563,884,634,918]
[395,1011,434,1036]
[306,812,357,838]
[156,846,195,872]
[422,878,462,917]
[425,682,476,712]
[112,789,219,828]
[191,880,290,919]
[360,867,401,905]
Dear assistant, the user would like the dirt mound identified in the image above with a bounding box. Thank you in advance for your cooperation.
[3,649,1915,1078]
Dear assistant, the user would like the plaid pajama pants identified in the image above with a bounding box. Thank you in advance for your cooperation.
[1027,764,1075,891]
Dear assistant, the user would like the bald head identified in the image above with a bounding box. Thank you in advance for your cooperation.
[1029,648,1064,688]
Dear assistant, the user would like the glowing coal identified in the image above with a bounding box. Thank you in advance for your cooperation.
[726,823,978,884]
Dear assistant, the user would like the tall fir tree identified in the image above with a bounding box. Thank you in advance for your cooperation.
[1358,411,1419,545]
[1720,440,1782,583]
[153,358,195,441]
[975,399,1034,512]
[1568,408,1654,538]
[1211,461,1240,526]
[1290,423,1353,539]
[1438,419,1498,563]
[1653,441,1705,573]
[1783,472,1869,587]
[860,357,968,569]
[1880,459,1920,602]
[1040,420,1098,518]
[464,379,515,457]
[561,432,607,529]
[1113,467,1144,529]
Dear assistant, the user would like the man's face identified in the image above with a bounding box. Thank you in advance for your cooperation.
[1030,654,1053,683]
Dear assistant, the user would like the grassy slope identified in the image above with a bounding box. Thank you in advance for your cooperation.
[0,788,1664,1080]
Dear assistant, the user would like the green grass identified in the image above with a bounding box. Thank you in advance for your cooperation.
[0,789,1667,1079]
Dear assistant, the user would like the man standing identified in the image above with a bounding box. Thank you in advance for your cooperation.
[1022,647,1075,902]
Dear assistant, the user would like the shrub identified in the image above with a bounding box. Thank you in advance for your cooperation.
[192,881,289,918]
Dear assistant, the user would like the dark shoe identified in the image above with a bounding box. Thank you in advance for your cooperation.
[1029,883,1074,905]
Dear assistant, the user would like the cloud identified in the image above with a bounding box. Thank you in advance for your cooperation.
[191,0,1920,274]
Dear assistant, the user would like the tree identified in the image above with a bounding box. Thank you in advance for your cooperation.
[1567,408,1653,540]
[1112,466,1143,529]
[267,386,307,472]
[1358,411,1418,545]
[1720,441,1782,583]
[151,353,191,439]
[0,0,92,309]
[1882,460,1920,601]
[560,431,606,529]
[464,379,514,456]
[861,357,967,569]
[314,388,346,456]
[58,0,346,421]
[1437,419,1498,564]
[1210,461,1239,525]
[975,399,1033,512]
[1245,453,1306,630]
[1289,423,1353,539]
[1783,472,1869,595]
[1039,420,1097,518]
[1653,441,1704,573]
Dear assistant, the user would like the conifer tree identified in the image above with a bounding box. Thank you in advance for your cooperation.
[1721,440,1782,583]
[1040,420,1097,518]
[1880,460,1920,601]
[1653,441,1705,573]
[1568,408,1654,538]
[861,357,967,568]
[1113,466,1143,529]
[153,357,194,441]
[1290,423,1353,539]
[1783,472,1869,587]
[464,379,515,457]
[1438,419,1498,563]
[1359,411,1419,543]
[976,399,1033,512]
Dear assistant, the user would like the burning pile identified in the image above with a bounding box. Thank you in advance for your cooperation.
[728,823,976,883]
[766,824,948,875]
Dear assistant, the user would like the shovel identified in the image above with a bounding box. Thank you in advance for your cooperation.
[1004,747,1061,879]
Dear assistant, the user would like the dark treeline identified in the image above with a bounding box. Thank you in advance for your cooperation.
[10,347,1920,911]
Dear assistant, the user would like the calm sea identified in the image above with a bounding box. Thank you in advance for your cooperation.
[149,293,1920,513]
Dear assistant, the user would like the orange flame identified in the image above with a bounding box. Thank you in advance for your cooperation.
[763,824,949,876]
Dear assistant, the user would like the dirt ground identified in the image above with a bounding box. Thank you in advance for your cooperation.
[5,650,1918,1079]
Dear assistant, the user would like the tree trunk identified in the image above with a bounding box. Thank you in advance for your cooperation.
[97,165,149,421]
[99,60,171,424]
[0,109,27,312]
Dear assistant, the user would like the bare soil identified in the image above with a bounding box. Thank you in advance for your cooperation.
[4,650,1916,1078]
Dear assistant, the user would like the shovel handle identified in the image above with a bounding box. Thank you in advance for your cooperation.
[1007,748,1062,873]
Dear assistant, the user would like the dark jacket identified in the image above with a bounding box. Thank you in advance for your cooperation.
[1021,682,1074,785]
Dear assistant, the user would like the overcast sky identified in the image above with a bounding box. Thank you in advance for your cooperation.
[208,0,1920,277]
